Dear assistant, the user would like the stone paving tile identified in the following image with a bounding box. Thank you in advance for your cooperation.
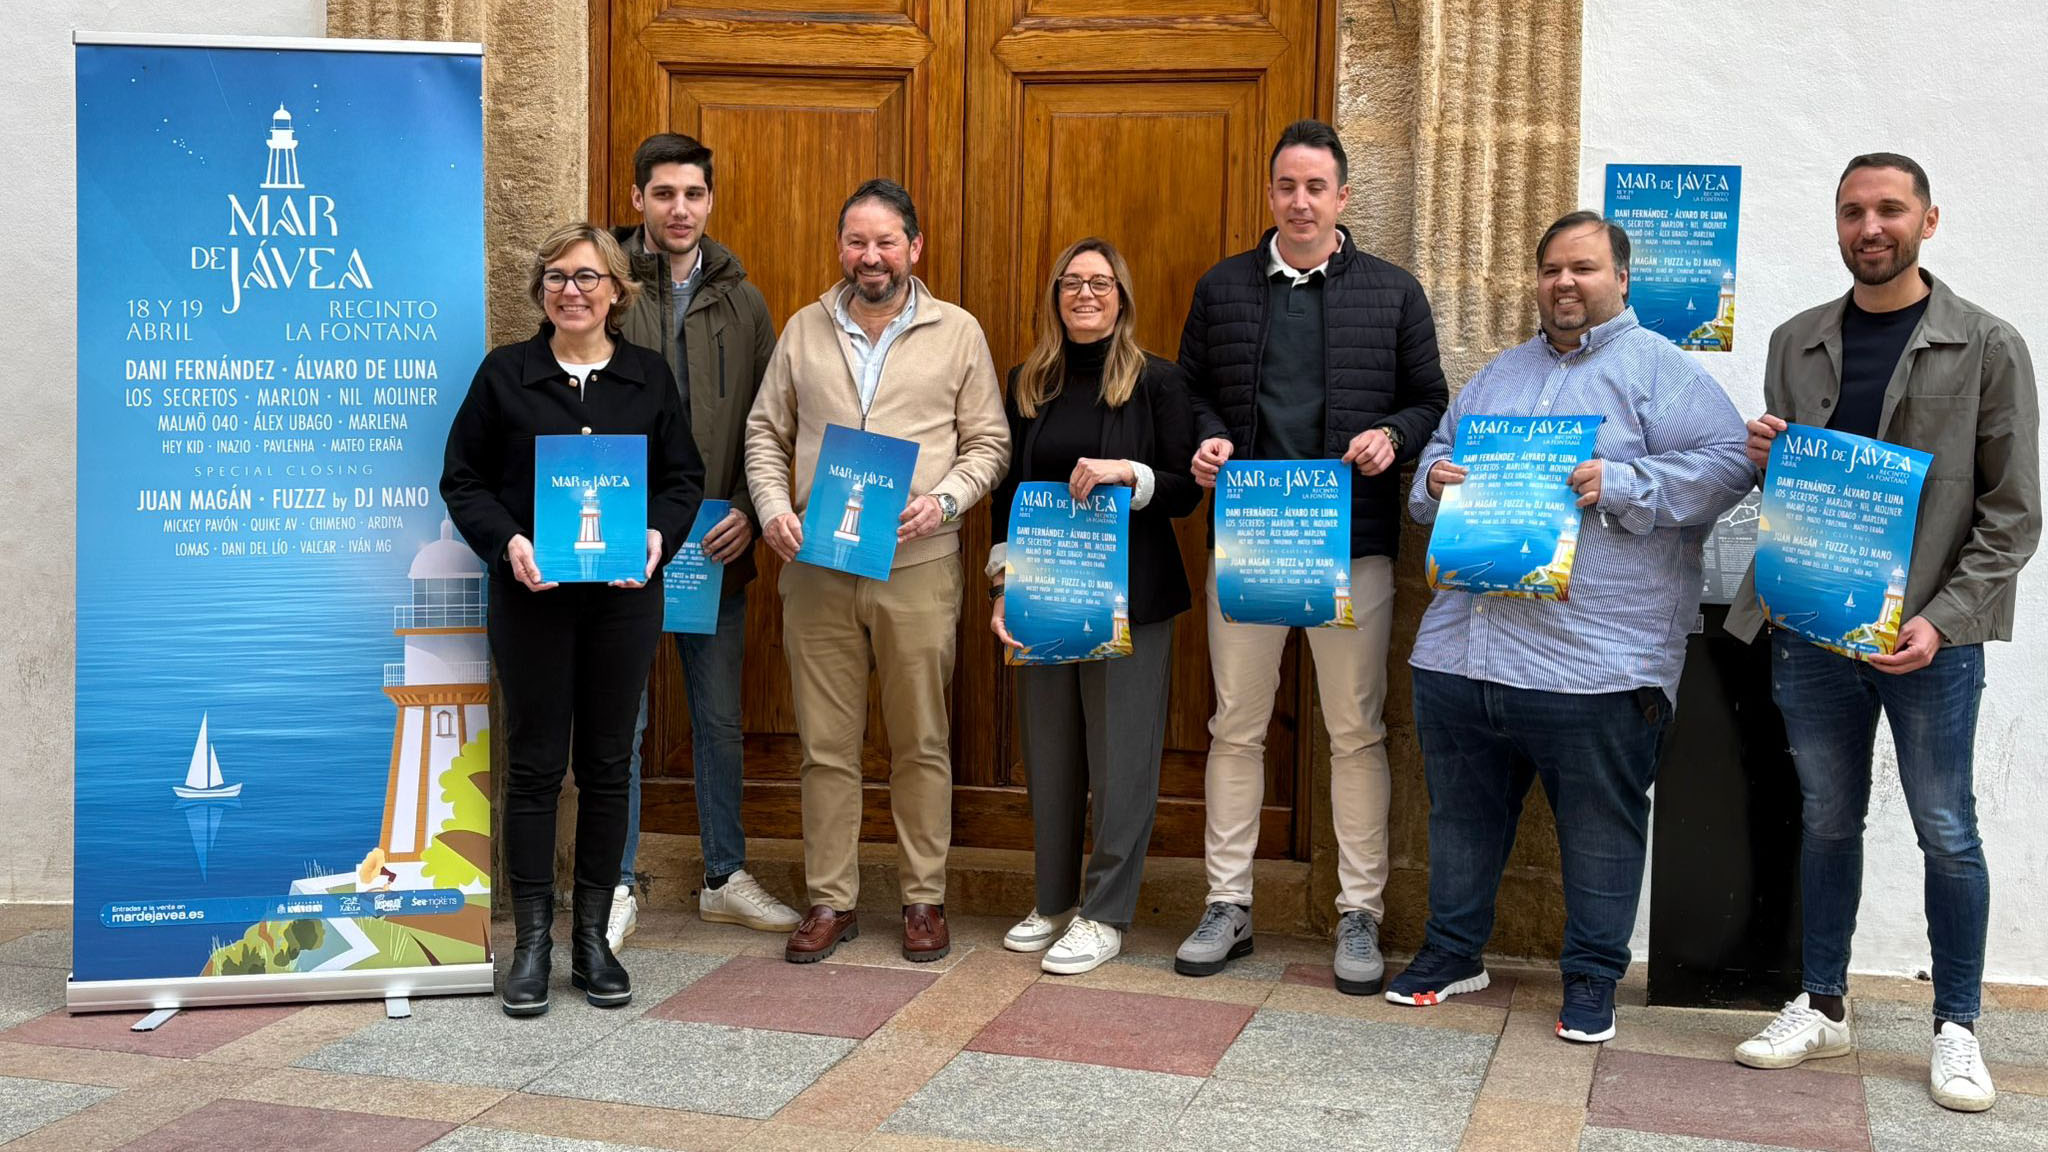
[0,1039,186,1087]
[1477,1006,1600,1107]
[0,1062,228,1152]
[773,1030,960,1132]
[0,905,69,941]
[1171,1075,1477,1152]
[112,1097,457,1151]
[468,1091,755,1151]
[1060,955,1274,1006]
[1214,1007,1496,1094]
[817,930,970,974]
[1282,961,1520,1010]
[524,1018,855,1120]
[880,1049,1202,1152]
[0,963,66,1031]
[228,1066,509,1123]
[424,1128,684,1152]
[1576,1128,1813,1152]
[1850,997,2048,1068]
[1262,980,1507,1036]
[649,954,935,1039]
[883,948,1046,1048]
[295,951,724,1090]
[0,930,71,969]
[0,1003,300,1058]
[1855,1044,2048,1099]
[198,999,387,1068]
[1586,1049,1869,1152]
[967,982,1255,1077]
[0,1075,119,1144]
[731,1124,866,1151]
[1862,1072,2048,1151]
[855,1135,1019,1151]
[1458,1097,1583,1152]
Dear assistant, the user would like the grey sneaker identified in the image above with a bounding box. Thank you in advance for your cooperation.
[1333,911,1384,995]
[1174,902,1253,977]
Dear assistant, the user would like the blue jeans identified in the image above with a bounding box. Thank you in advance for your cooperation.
[623,591,750,888]
[1770,631,1988,1022]
[1412,669,1672,981]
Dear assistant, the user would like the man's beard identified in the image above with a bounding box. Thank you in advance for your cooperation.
[1841,236,1920,287]
[846,267,906,305]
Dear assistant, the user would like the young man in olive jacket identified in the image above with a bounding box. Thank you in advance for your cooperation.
[608,133,799,948]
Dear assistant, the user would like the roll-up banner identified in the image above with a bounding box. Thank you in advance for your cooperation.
[71,33,490,1011]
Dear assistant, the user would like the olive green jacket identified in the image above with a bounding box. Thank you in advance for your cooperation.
[614,228,776,589]
[1728,272,2040,646]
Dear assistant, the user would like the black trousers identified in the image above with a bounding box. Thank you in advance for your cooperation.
[488,577,663,900]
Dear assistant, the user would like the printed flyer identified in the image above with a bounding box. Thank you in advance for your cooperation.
[1604,163,1742,351]
[533,434,648,584]
[1757,424,1932,658]
[1213,462,1354,628]
[72,36,489,1009]
[1426,415,1602,599]
[663,498,729,634]
[795,424,920,580]
[1001,482,1132,665]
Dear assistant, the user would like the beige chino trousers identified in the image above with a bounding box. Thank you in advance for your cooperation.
[1202,555,1395,917]
[779,552,962,910]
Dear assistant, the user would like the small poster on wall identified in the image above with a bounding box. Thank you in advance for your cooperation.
[1603,163,1742,352]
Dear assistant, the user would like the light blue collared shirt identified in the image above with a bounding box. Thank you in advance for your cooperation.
[833,283,918,414]
[1408,308,1754,700]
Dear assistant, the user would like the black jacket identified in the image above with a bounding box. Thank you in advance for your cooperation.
[992,353,1201,625]
[441,324,705,583]
[1178,226,1448,558]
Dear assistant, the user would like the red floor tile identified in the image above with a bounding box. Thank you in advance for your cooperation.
[1281,963,1517,1009]
[114,1099,454,1151]
[1588,1048,1870,1152]
[967,983,1255,1077]
[0,1004,300,1059]
[648,954,937,1039]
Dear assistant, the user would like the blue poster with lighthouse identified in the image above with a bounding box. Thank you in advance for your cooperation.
[1756,424,1932,659]
[72,37,491,1009]
[1603,163,1742,351]
[795,423,920,580]
[1002,483,1132,665]
[533,434,649,584]
[1426,415,1602,599]
[1213,461,1355,628]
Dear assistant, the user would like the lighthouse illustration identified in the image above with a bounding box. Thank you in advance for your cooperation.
[1330,565,1355,627]
[379,520,491,863]
[1111,592,1132,649]
[574,486,606,580]
[262,104,304,190]
[835,479,866,543]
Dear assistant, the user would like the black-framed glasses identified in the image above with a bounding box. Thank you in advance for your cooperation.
[1057,275,1117,297]
[542,269,611,293]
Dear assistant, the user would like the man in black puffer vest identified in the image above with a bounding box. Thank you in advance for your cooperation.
[1173,120,1447,996]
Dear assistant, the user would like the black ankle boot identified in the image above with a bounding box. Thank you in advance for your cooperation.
[571,886,632,1007]
[501,892,553,1017]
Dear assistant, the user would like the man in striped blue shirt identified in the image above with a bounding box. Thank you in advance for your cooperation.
[1384,211,1753,1044]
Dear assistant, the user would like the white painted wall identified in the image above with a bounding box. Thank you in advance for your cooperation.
[1585,0,2048,984]
[1,1,326,902]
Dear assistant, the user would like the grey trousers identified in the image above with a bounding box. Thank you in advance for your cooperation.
[1016,619,1174,929]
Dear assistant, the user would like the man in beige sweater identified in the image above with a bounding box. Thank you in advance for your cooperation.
[746,178,1009,964]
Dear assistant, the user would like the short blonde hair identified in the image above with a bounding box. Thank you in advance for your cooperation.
[527,222,640,334]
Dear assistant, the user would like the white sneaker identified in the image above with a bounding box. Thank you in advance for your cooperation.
[1042,917,1121,975]
[1734,993,1853,1069]
[1003,909,1073,953]
[1930,1021,1996,1112]
[604,884,637,952]
[699,869,801,932]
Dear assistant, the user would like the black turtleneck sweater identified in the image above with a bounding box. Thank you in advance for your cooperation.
[1029,337,1112,475]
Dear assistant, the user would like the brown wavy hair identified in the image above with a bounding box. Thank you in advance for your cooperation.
[1014,237,1145,418]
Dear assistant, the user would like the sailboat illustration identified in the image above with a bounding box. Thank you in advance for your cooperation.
[172,713,243,800]
[1843,591,1858,610]
[1519,540,1531,556]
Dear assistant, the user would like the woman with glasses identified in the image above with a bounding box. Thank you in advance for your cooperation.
[441,222,703,1017]
[990,237,1200,974]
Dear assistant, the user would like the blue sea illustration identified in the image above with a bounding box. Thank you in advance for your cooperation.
[1604,164,1742,351]
[795,424,920,580]
[1003,483,1131,665]
[533,434,648,583]
[1428,415,1601,599]
[663,498,729,633]
[1213,462,1354,628]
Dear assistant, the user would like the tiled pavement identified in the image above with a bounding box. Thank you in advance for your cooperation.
[2,902,2045,1151]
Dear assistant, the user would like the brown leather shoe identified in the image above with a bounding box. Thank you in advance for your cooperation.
[902,903,950,962]
[785,906,859,963]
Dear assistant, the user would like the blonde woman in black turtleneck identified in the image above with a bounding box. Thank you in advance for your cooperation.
[987,237,1201,974]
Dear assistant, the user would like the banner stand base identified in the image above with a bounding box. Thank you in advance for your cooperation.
[131,1008,178,1032]
[66,963,493,1014]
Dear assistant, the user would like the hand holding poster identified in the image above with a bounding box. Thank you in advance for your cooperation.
[1756,424,1932,658]
[1001,482,1132,665]
[663,498,729,634]
[1426,415,1601,599]
[1213,462,1354,628]
[796,424,920,580]
[533,434,649,583]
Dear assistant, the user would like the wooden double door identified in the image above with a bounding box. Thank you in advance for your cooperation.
[594,0,1333,860]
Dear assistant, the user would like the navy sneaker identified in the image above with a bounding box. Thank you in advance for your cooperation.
[1384,942,1490,1006]
[1556,972,1617,1042]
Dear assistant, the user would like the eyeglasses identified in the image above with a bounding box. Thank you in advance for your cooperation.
[1057,275,1117,297]
[542,269,612,293]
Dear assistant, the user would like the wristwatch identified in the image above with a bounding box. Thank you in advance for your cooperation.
[936,493,960,522]
[1374,424,1404,453]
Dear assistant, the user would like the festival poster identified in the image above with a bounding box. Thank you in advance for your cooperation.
[794,424,919,580]
[1756,424,1932,659]
[1213,462,1354,628]
[1426,415,1602,599]
[1604,163,1742,351]
[72,37,489,1008]
[663,498,729,634]
[1001,483,1132,665]
[533,434,648,584]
